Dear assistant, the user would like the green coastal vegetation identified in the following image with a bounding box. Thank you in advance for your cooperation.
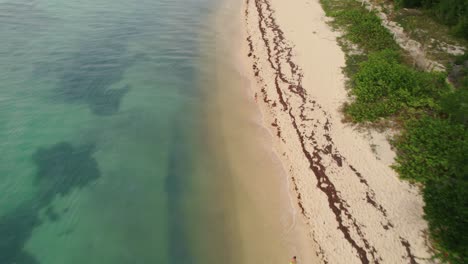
[395,0,468,39]
[320,0,467,263]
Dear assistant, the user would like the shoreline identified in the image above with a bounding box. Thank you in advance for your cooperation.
[242,0,434,263]
[195,0,319,262]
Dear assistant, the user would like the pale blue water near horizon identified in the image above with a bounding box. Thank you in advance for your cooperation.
[0,0,245,263]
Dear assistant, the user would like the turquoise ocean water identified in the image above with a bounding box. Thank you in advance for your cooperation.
[0,0,239,263]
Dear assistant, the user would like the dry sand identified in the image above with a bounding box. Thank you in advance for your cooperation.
[242,0,436,263]
[195,1,320,263]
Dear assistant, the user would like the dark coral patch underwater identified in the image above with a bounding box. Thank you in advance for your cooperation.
[0,142,100,264]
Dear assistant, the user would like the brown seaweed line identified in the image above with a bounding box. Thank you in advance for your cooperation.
[400,237,419,264]
[251,0,375,262]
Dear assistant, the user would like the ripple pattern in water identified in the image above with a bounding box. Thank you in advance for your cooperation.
[0,0,225,263]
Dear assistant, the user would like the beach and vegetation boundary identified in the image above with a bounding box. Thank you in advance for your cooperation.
[319,0,467,263]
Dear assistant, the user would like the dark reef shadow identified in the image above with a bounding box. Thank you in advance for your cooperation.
[55,40,132,116]
[0,142,100,264]
[165,118,193,264]
[33,142,100,204]
[0,203,42,264]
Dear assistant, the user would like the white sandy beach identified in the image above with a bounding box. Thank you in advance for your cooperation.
[196,1,321,263]
[242,0,435,263]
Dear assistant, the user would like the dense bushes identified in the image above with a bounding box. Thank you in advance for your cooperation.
[332,8,399,52]
[395,0,468,39]
[424,176,468,263]
[394,108,468,263]
[395,0,424,8]
[394,86,468,263]
[441,87,468,126]
[322,1,467,262]
[345,50,449,121]
[331,7,450,122]
[394,117,465,182]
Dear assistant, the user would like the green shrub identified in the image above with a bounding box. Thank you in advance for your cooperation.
[331,8,399,52]
[346,50,449,121]
[441,87,468,126]
[424,174,468,263]
[453,53,468,65]
[394,116,467,263]
[394,117,465,182]
[395,0,468,39]
[452,16,468,39]
[321,1,467,261]
[394,0,423,8]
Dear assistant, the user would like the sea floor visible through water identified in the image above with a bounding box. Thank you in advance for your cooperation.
[0,0,303,263]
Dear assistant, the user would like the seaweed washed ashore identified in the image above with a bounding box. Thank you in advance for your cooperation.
[243,0,434,263]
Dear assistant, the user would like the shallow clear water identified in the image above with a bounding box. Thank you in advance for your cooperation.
[0,0,240,263]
